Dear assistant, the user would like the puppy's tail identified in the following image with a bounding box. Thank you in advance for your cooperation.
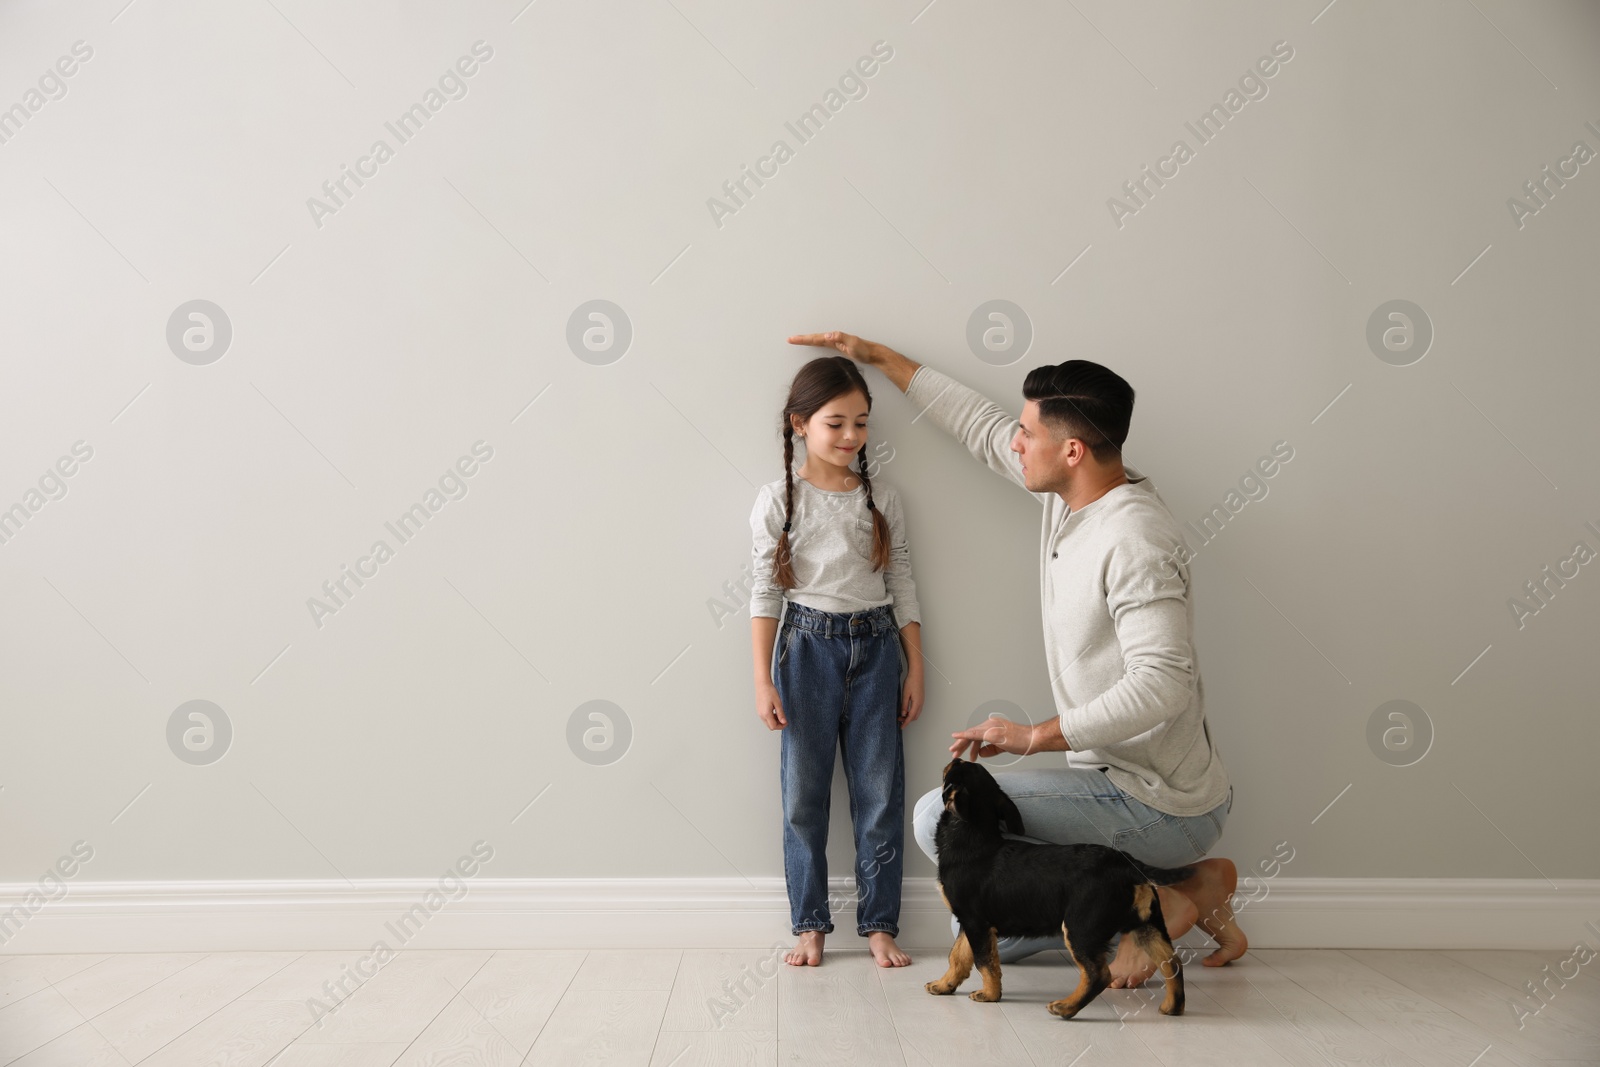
[1125,859,1197,886]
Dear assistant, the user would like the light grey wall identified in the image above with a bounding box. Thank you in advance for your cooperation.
[2,0,1596,890]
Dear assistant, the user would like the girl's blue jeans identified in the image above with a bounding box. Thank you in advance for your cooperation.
[913,766,1232,963]
[774,602,905,938]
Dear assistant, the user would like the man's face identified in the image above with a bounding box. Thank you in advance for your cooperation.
[1013,401,1080,494]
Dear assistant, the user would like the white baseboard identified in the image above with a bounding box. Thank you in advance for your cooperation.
[2,877,1596,954]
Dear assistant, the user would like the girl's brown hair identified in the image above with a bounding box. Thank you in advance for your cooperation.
[772,356,889,589]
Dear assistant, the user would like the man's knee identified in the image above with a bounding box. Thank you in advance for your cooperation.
[912,787,943,863]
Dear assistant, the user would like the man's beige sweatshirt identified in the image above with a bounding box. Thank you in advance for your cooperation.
[906,363,1230,817]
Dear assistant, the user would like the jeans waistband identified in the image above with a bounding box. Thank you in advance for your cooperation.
[782,601,896,636]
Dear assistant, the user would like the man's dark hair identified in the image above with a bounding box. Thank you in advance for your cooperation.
[1022,360,1135,464]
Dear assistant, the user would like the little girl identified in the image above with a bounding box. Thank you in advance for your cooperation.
[748,355,925,969]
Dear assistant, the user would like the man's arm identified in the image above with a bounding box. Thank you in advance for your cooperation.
[788,332,1037,496]
[946,537,1195,760]
[1057,540,1195,751]
[868,343,922,394]
[1029,714,1070,752]
[788,332,921,392]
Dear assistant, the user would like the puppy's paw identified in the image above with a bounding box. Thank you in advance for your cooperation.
[1046,998,1082,1019]
[925,980,957,995]
[968,989,1001,1003]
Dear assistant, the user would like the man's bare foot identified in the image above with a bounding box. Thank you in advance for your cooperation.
[867,932,913,968]
[785,930,824,966]
[1178,858,1249,967]
[1109,886,1196,988]
[1183,858,1250,967]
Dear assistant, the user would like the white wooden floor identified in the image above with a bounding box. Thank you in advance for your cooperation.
[1,945,1595,1066]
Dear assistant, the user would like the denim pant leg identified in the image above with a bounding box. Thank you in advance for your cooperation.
[839,617,905,937]
[777,620,845,934]
[913,765,1231,963]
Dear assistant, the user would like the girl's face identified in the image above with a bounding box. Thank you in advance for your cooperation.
[795,390,869,470]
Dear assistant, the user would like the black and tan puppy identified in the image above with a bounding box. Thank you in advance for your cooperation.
[925,757,1193,1018]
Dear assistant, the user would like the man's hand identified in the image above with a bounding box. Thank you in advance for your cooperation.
[949,715,1036,759]
[788,331,881,365]
[950,714,1071,759]
[789,332,921,393]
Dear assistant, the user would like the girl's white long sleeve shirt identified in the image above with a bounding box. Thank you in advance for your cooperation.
[748,467,921,631]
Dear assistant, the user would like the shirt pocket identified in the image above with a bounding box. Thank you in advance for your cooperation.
[849,514,879,560]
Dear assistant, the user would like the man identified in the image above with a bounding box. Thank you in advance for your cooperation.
[788,330,1248,987]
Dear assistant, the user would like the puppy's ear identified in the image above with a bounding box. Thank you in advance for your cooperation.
[946,785,971,821]
[997,792,1025,837]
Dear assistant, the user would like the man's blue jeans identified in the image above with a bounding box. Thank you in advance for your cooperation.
[775,602,905,937]
[913,766,1232,962]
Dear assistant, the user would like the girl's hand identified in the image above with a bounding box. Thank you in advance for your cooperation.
[755,681,787,731]
[898,670,925,728]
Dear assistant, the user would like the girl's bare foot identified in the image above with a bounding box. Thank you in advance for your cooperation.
[785,930,825,966]
[867,931,913,968]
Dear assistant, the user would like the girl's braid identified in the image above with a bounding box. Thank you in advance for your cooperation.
[854,446,890,572]
[773,420,799,589]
